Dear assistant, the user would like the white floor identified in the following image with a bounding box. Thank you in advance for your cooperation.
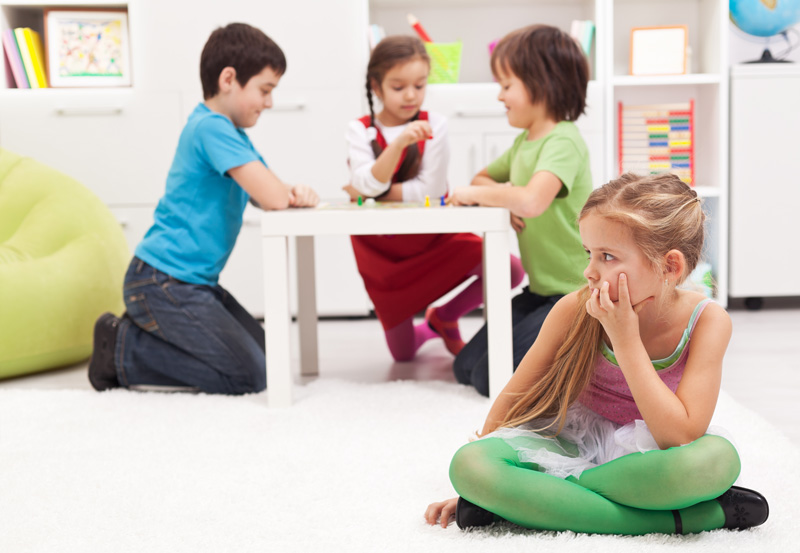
[2,306,798,444]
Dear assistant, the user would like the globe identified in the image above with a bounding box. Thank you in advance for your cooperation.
[730,0,800,38]
[730,0,800,62]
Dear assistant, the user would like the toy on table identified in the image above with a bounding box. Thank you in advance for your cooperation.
[357,195,363,206]
[424,195,430,207]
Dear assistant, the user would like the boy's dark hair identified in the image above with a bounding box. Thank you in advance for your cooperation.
[200,23,286,100]
[491,25,589,122]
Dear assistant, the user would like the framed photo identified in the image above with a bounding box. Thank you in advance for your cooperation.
[44,9,132,87]
[629,25,688,76]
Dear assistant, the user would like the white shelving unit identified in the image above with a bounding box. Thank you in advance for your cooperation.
[603,0,729,306]
[0,0,370,317]
[368,0,606,187]
[0,0,181,281]
[0,0,732,314]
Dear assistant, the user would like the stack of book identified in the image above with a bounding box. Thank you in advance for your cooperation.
[618,101,694,185]
[2,27,48,88]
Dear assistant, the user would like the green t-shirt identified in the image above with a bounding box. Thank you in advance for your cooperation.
[487,121,592,296]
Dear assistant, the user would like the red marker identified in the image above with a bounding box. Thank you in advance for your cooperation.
[407,13,433,43]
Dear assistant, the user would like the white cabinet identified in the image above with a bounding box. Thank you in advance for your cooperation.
[109,206,153,254]
[729,64,800,299]
[0,90,181,204]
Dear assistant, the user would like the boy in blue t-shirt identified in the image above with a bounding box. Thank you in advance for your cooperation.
[88,23,318,394]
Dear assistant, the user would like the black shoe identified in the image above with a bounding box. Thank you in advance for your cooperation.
[88,313,121,391]
[455,497,496,529]
[716,485,769,530]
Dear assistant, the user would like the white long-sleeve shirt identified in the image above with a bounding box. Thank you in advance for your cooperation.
[345,112,449,203]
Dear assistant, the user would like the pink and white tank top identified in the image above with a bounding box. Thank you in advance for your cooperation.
[577,299,713,426]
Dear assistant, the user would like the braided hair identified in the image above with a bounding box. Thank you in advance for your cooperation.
[366,36,430,183]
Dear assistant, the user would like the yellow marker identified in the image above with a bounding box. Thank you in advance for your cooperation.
[424,195,430,207]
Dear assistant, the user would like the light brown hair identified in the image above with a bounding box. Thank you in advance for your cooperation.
[491,24,589,123]
[365,36,430,183]
[492,173,706,435]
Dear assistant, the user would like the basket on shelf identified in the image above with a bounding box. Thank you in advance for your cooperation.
[424,41,462,84]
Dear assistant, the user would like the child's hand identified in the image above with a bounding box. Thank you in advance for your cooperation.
[342,184,361,202]
[585,273,652,346]
[289,185,319,208]
[424,497,458,528]
[396,120,433,148]
[510,213,526,232]
[447,187,479,206]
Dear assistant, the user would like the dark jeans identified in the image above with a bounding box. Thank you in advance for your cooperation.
[114,258,266,394]
[453,288,563,397]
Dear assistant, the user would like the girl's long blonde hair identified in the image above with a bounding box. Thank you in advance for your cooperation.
[492,172,706,435]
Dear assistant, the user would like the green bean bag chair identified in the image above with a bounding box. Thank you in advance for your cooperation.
[0,148,129,379]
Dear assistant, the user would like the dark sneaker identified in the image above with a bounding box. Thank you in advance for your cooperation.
[716,485,769,530]
[455,496,496,529]
[88,313,121,391]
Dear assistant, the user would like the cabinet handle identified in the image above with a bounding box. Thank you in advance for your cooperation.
[455,108,505,118]
[55,107,124,117]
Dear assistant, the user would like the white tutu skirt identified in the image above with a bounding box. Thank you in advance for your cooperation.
[484,403,733,480]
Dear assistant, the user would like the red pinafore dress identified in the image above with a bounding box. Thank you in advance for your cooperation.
[350,112,484,330]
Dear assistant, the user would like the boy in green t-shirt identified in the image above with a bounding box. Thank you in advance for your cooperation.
[449,25,592,396]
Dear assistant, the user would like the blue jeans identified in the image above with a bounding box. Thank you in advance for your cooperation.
[114,258,266,394]
[453,288,563,397]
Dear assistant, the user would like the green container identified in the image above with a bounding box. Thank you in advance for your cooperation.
[425,42,462,84]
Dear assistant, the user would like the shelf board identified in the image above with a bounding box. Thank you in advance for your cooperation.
[0,87,134,96]
[1,1,127,6]
[613,74,721,87]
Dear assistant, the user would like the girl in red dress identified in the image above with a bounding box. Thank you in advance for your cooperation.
[345,36,523,361]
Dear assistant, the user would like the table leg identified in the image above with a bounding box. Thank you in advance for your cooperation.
[263,236,293,407]
[483,230,513,399]
[296,236,319,377]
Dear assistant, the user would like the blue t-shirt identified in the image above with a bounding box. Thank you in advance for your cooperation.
[135,103,266,285]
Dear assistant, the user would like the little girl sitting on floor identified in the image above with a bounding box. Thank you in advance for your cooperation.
[426,173,769,535]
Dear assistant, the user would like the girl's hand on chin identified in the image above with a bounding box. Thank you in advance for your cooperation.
[585,273,652,345]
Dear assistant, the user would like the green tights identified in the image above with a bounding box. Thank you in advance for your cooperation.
[449,434,741,535]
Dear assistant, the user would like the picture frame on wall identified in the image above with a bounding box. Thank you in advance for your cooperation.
[629,25,688,76]
[44,8,132,87]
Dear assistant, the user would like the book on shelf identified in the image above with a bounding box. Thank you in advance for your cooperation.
[24,28,48,88]
[368,23,385,51]
[2,28,29,88]
[618,101,695,185]
[6,27,47,88]
[570,20,595,57]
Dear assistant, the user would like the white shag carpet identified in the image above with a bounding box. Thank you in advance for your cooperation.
[0,380,797,552]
